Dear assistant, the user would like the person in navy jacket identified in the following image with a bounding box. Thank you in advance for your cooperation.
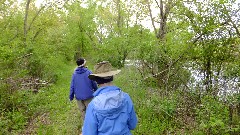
[82,61,138,135]
[69,58,98,122]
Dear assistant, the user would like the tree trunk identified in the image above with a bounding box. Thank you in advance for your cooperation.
[116,0,122,35]
[157,0,173,40]
[24,0,31,44]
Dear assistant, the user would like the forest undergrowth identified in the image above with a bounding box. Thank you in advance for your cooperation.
[20,63,83,135]
[1,61,240,135]
[0,62,81,135]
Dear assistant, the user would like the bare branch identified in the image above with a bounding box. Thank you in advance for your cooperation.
[223,4,240,38]
[27,5,46,32]
[231,21,240,38]
[146,0,157,36]
[32,28,43,41]
[8,28,19,42]
[154,0,160,9]
[143,33,203,80]
[164,0,173,19]
[24,0,31,43]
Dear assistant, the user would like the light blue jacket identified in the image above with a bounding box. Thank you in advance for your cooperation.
[82,86,138,135]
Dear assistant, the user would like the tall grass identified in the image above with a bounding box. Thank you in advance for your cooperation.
[114,66,179,135]
[2,62,239,135]
[33,62,82,134]
[0,62,81,134]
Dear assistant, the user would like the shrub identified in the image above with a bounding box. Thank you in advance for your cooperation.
[195,95,229,134]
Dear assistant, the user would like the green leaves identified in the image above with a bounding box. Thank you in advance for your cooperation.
[196,95,230,134]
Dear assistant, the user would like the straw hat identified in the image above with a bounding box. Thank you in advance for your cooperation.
[88,61,121,80]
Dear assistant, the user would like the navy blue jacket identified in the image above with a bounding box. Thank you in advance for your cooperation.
[69,67,98,101]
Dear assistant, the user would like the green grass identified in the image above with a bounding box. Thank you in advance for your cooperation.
[34,63,82,135]
[1,61,174,135]
[30,63,174,135]
[7,62,83,135]
[0,63,190,135]
[40,64,178,135]
[3,62,239,135]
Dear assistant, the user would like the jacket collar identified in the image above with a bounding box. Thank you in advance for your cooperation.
[93,86,120,97]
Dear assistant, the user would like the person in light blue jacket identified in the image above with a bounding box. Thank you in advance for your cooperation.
[69,58,98,121]
[82,61,138,135]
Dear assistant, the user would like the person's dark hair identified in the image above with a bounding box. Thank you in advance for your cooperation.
[95,76,113,84]
[76,58,85,66]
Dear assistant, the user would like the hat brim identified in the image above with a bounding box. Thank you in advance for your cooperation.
[88,70,121,80]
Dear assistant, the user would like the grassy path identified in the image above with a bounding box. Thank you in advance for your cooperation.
[21,63,157,135]
[21,64,145,135]
[31,65,147,135]
[22,63,82,135]
[38,64,82,134]
[18,61,237,135]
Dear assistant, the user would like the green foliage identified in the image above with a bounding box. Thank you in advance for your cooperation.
[1,0,240,134]
[141,96,177,134]
[93,25,151,68]
[115,66,179,134]
[195,95,230,134]
[0,1,74,134]
[0,63,77,134]
[0,90,32,134]
[65,2,97,58]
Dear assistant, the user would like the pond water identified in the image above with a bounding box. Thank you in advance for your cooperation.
[188,67,240,98]
[125,60,240,99]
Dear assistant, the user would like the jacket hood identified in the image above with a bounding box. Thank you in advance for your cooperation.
[92,86,125,116]
[75,67,87,74]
